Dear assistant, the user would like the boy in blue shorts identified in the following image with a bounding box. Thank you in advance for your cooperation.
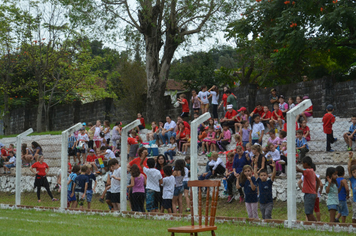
[348,152,356,223]
[85,164,97,209]
[67,165,80,208]
[73,165,89,209]
[343,115,356,151]
[335,166,349,223]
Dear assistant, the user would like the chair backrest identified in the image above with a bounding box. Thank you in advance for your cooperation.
[188,180,220,227]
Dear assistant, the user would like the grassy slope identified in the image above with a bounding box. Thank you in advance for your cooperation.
[0,208,341,236]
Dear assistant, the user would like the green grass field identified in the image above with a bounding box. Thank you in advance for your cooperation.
[0,208,343,236]
[0,191,354,224]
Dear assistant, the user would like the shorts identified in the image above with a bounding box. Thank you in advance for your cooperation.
[183,181,189,190]
[88,140,94,149]
[328,204,338,211]
[146,189,159,211]
[5,164,15,169]
[68,148,76,156]
[162,199,172,210]
[138,125,145,130]
[314,197,320,213]
[129,144,139,158]
[111,192,120,203]
[174,186,184,196]
[201,103,209,109]
[193,108,200,112]
[105,191,112,201]
[338,200,349,216]
[352,202,356,219]
[67,190,76,202]
[86,190,93,203]
[181,112,189,118]
[76,149,86,154]
[106,138,111,145]
[75,192,85,206]
[304,112,312,117]
[346,132,356,141]
[304,193,316,215]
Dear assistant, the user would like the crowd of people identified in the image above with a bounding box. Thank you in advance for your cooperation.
[2,85,356,223]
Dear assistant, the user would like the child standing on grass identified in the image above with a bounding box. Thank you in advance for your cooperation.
[325,167,339,222]
[67,165,80,208]
[223,152,234,194]
[335,166,349,223]
[73,165,89,209]
[127,164,146,212]
[161,165,175,213]
[296,156,320,222]
[108,158,121,211]
[141,157,162,212]
[173,159,185,213]
[322,105,337,152]
[85,164,97,209]
[236,165,258,219]
[254,161,276,219]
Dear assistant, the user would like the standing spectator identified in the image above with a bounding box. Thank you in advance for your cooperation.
[347,152,356,224]
[93,120,103,151]
[160,116,177,146]
[127,147,149,176]
[322,105,337,152]
[127,164,146,212]
[161,166,175,213]
[68,134,77,164]
[191,89,201,115]
[197,85,210,114]
[269,88,279,110]
[209,85,219,121]
[177,94,190,119]
[103,120,111,147]
[219,86,237,113]
[226,90,237,111]
[324,167,339,222]
[343,115,356,151]
[335,166,349,223]
[111,121,122,150]
[30,155,58,202]
[108,158,121,211]
[31,141,43,163]
[76,128,89,164]
[278,95,288,118]
[87,123,95,150]
[261,106,271,129]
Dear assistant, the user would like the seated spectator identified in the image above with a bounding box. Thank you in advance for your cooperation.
[213,127,223,153]
[265,143,282,176]
[7,144,15,153]
[279,95,288,117]
[288,97,296,110]
[252,144,266,174]
[0,145,8,162]
[216,124,231,151]
[31,141,43,163]
[267,129,280,146]
[100,146,116,160]
[250,103,264,119]
[136,112,146,132]
[296,130,309,163]
[261,106,271,129]
[160,116,177,146]
[176,122,190,152]
[199,152,225,180]
[21,143,33,167]
[220,105,238,132]
[269,103,285,130]
[3,151,16,174]
[164,137,177,164]
[298,120,311,141]
[295,96,313,122]
[128,130,140,161]
[147,121,158,142]
[234,134,244,151]
[200,126,216,155]
[86,149,99,173]
[279,141,287,176]
[177,116,190,130]
[343,115,356,151]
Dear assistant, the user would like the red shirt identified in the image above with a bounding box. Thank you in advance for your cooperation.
[86,154,97,162]
[68,162,72,173]
[128,137,138,145]
[298,126,310,139]
[305,105,313,114]
[261,111,271,119]
[225,110,238,120]
[302,168,317,194]
[181,98,189,113]
[226,160,233,172]
[137,118,145,128]
[253,107,264,116]
[1,149,8,157]
[176,127,190,139]
[322,113,335,134]
[152,126,159,132]
[129,157,148,176]
[157,167,165,177]
[31,162,49,176]
[271,110,284,120]
[222,93,235,107]
[183,121,190,130]
[283,123,287,132]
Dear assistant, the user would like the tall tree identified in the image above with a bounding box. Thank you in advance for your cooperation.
[60,0,239,122]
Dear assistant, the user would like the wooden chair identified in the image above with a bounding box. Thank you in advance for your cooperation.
[168,180,220,236]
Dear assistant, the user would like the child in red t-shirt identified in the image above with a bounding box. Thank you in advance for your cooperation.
[177,94,189,118]
[86,149,99,173]
[269,103,284,130]
[322,105,337,152]
[261,106,271,129]
[136,113,146,132]
[299,120,311,141]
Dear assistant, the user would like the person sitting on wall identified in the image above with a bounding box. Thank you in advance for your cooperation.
[220,105,238,133]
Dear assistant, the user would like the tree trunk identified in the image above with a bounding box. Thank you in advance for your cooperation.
[36,95,45,133]
[3,93,11,135]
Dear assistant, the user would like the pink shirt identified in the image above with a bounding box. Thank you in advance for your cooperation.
[223,130,231,142]
[267,137,281,146]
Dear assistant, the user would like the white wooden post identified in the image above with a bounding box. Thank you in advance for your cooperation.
[120,119,141,212]
[286,99,312,227]
[190,112,211,215]
[15,128,33,205]
[60,123,83,210]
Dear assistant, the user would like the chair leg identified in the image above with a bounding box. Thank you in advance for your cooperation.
[211,231,216,236]
[171,233,174,236]
[194,233,198,236]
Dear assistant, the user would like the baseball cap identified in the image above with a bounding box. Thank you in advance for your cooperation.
[237,107,247,112]
[326,104,334,111]
[82,122,86,126]
[227,105,233,109]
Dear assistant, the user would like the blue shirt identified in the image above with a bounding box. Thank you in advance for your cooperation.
[350,177,356,202]
[67,173,77,192]
[68,136,76,148]
[74,174,89,193]
[325,182,339,206]
[240,176,258,203]
[296,137,308,150]
[257,178,273,204]
[337,177,347,201]
[349,124,356,135]
[86,173,96,191]
[232,153,251,174]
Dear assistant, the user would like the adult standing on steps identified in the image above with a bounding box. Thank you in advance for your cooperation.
[160,116,177,146]
[30,155,58,203]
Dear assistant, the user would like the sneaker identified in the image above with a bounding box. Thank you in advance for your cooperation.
[239,196,244,203]
[348,147,352,151]
[334,138,338,142]
[199,152,205,156]
[177,151,182,154]
[99,198,105,203]
[327,149,335,152]
[334,218,340,223]
[170,160,174,164]
[186,208,190,212]
[227,195,233,203]
[52,198,58,201]
[223,191,228,196]
[182,152,186,155]
[279,173,286,177]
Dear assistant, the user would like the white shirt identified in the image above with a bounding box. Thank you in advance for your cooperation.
[9,156,16,166]
[143,167,162,192]
[198,91,210,104]
[104,127,111,140]
[164,121,176,131]
[210,91,219,105]
[111,167,121,193]
[105,150,116,160]
[208,158,225,170]
[162,175,175,199]
[251,122,265,140]
[266,149,280,161]
[167,143,177,151]
[77,133,89,149]
[183,167,189,182]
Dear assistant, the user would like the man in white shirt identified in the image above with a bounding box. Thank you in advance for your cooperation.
[160,116,177,146]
